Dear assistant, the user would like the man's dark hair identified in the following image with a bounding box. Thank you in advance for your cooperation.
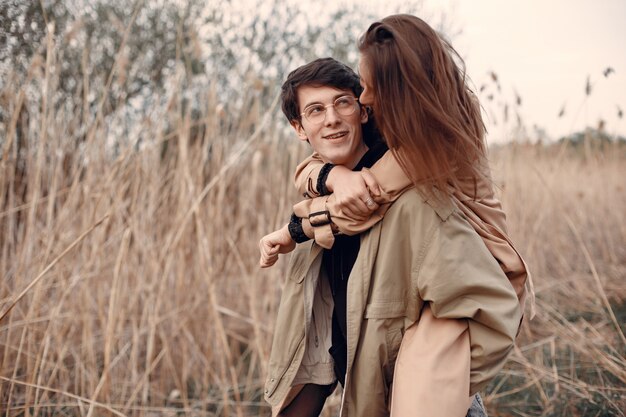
[280,57,383,147]
[280,57,363,123]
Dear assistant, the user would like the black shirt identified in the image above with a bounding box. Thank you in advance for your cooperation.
[322,140,388,385]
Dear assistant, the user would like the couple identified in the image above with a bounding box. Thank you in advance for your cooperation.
[259,14,532,417]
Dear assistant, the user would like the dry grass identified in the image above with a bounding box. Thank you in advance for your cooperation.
[484,143,626,416]
[1,31,625,417]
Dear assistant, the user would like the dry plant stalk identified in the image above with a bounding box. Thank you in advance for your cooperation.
[1,15,625,417]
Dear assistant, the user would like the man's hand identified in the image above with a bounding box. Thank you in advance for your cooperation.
[325,165,381,220]
[259,224,296,268]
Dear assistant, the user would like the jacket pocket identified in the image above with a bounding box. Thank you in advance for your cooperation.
[363,302,406,362]
[363,302,406,408]
[286,242,320,283]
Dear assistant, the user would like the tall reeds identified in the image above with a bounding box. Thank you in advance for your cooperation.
[1,17,625,417]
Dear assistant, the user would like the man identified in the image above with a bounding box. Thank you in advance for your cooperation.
[260,57,387,416]
[259,58,520,417]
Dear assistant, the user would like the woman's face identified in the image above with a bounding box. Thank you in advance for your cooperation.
[358,57,375,107]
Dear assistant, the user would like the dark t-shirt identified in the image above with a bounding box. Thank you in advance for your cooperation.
[322,140,387,385]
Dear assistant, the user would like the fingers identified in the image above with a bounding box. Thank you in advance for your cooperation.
[363,195,379,211]
[260,254,278,268]
[347,198,371,217]
[259,239,279,268]
[335,192,376,218]
[336,187,380,218]
[327,169,375,216]
[345,199,367,218]
[340,189,373,216]
[258,225,295,268]
[361,170,381,197]
[259,250,278,268]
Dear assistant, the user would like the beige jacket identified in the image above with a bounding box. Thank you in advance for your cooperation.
[265,190,522,417]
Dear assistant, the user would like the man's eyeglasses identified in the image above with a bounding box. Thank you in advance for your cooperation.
[301,95,359,124]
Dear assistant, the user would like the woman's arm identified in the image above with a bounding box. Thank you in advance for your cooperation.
[417,213,522,394]
[293,150,414,248]
[295,150,411,202]
[295,152,383,220]
[257,150,410,265]
[390,305,474,417]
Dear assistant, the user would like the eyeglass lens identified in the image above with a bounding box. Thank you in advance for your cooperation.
[304,96,357,123]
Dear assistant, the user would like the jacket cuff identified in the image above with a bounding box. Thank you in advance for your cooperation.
[288,214,310,244]
[316,163,335,196]
[308,196,335,249]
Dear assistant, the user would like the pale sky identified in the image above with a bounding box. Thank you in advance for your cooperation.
[430,0,626,142]
[232,0,626,142]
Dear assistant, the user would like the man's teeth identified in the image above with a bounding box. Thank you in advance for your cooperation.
[325,132,346,139]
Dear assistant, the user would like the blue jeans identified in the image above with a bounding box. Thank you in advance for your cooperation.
[466,394,488,417]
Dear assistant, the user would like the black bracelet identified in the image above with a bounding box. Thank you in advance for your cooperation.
[288,213,310,243]
[316,163,335,196]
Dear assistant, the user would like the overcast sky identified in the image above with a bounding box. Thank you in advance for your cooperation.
[429,0,626,142]
[243,0,625,142]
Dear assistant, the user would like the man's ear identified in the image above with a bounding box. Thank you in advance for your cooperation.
[290,120,309,142]
[359,105,369,124]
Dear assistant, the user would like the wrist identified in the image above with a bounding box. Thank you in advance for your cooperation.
[281,224,294,242]
[325,165,346,193]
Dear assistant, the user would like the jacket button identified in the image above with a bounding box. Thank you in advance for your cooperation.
[270,378,275,382]
[265,389,268,394]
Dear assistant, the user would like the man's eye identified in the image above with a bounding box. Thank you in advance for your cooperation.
[307,105,324,115]
[335,97,351,107]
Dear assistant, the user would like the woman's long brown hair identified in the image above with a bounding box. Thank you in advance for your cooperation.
[359,14,488,201]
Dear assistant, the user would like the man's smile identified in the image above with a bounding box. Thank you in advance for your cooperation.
[323,131,349,140]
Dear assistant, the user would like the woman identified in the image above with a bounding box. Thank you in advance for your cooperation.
[261,14,532,417]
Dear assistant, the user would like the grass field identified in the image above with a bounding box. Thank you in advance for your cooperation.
[1,39,625,417]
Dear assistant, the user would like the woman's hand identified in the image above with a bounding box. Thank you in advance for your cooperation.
[259,224,296,268]
[325,165,381,220]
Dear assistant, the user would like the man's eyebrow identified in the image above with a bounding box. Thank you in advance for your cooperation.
[302,93,352,109]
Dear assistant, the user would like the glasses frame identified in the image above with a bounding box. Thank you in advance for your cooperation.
[300,95,359,125]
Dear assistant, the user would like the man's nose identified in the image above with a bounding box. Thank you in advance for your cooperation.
[324,106,341,126]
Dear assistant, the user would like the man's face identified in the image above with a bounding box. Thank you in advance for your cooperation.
[291,85,368,169]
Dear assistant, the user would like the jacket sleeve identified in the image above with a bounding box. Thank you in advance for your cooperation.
[390,304,473,417]
[294,152,325,198]
[416,213,522,394]
[293,151,414,249]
